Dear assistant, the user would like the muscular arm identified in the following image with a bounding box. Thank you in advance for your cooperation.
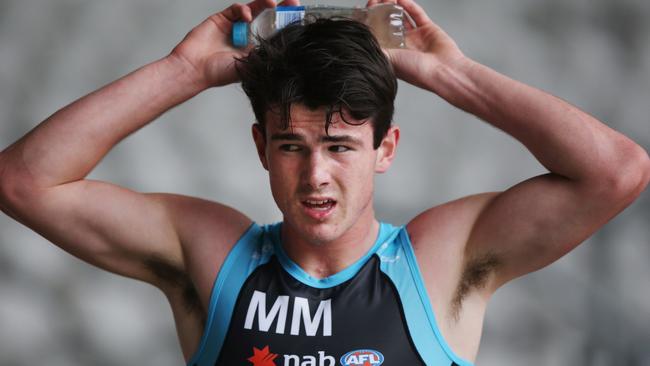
[424,57,649,286]
[0,1,279,289]
[0,55,200,284]
[389,0,650,294]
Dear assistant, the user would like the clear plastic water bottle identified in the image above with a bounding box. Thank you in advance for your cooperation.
[232,4,407,49]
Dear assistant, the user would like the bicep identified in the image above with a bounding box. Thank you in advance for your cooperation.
[467,173,628,290]
[6,179,184,286]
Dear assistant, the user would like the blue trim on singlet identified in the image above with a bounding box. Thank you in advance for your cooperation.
[186,223,268,366]
[187,221,475,366]
[378,228,474,366]
[269,222,396,289]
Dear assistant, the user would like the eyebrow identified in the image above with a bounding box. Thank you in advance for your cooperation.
[270,133,363,146]
[270,132,304,141]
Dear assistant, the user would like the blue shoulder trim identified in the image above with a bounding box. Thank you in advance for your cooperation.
[186,223,264,366]
[398,228,475,366]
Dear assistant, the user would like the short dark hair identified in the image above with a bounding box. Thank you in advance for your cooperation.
[235,17,398,149]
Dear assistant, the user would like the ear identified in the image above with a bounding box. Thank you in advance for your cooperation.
[375,125,400,173]
[252,123,269,170]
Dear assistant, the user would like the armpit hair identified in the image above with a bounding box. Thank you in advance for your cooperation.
[451,252,500,321]
[144,256,203,314]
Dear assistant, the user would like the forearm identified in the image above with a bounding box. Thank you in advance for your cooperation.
[427,57,648,185]
[0,55,204,188]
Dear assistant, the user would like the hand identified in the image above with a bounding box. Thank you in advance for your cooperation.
[169,0,300,89]
[366,0,466,90]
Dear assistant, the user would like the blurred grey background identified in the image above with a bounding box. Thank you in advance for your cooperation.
[1,0,649,365]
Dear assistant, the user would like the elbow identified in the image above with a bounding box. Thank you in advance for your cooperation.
[0,155,38,212]
[600,144,650,202]
[637,147,650,193]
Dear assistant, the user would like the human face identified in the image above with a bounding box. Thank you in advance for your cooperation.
[252,104,399,245]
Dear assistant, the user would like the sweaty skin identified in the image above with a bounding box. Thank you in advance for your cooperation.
[0,0,648,363]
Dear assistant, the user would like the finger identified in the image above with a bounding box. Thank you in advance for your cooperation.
[221,3,253,23]
[247,0,276,19]
[278,0,301,6]
[396,0,431,27]
[366,0,379,6]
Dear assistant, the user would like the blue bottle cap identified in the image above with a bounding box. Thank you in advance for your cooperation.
[232,21,249,48]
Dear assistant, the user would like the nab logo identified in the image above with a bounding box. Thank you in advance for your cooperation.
[244,290,332,336]
[340,349,384,366]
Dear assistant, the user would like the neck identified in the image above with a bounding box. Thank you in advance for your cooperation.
[281,212,380,279]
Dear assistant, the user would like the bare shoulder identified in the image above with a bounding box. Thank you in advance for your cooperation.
[147,192,252,305]
[407,192,499,250]
[143,193,253,359]
[407,192,499,302]
[0,175,251,319]
[406,192,500,361]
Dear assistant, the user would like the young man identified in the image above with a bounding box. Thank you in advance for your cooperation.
[0,0,648,365]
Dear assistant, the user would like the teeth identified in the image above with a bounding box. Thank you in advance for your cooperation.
[306,200,332,205]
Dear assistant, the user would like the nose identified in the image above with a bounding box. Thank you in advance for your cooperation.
[301,150,330,190]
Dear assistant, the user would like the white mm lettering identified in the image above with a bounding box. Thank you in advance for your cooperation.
[244,291,332,336]
[290,297,332,336]
[244,290,289,334]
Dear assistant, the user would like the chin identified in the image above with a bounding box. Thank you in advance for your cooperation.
[289,216,344,246]
[304,227,341,246]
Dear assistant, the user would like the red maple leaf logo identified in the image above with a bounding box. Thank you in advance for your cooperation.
[247,345,278,366]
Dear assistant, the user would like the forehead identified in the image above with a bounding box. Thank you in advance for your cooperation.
[264,104,372,136]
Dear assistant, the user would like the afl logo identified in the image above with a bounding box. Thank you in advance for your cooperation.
[340,349,384,366]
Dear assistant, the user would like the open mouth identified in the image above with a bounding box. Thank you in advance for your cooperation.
[301,198,337,219]
[302,199,337,210]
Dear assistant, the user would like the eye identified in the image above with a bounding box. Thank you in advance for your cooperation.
[279,144,301,152]
[329,145,351,153]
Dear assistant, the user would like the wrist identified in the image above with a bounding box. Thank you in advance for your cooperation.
[162,53,211,94]
[426,55,477,103]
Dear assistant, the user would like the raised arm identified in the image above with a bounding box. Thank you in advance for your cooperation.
[383,0,650,293]
[0,1,283,290]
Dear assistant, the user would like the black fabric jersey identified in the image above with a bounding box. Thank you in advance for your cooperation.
[187,222,472,366]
